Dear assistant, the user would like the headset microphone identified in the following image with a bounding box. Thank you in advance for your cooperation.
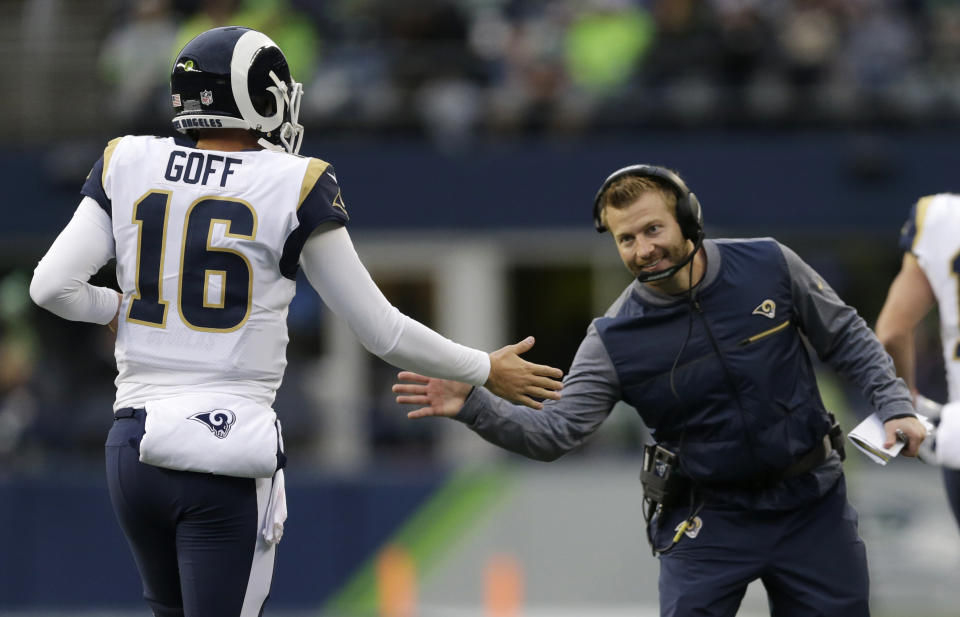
[635,233,703,283]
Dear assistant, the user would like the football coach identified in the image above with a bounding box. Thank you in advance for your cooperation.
[394,164,927,617]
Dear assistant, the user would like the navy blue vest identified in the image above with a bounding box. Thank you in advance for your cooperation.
[596,239,832,486]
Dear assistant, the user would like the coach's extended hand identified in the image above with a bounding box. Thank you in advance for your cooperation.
[393,372,472,418]
[395,336,563,415]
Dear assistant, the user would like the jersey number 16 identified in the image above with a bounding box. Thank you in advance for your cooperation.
[127,190,257,333]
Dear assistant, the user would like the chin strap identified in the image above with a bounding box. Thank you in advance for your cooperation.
[636,234,704,284]
[257,138,284,152]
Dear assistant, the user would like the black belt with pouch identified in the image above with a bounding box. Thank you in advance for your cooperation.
[642,412,846,502]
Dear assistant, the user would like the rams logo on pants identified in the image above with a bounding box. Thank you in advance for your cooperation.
[189,409,236,439]
[674,516,703,539]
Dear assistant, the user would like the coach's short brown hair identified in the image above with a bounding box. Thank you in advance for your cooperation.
[597,175,678,230]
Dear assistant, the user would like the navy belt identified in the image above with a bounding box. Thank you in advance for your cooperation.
[114,407,145,419]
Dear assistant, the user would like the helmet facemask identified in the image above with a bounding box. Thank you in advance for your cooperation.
[259,69,304,155]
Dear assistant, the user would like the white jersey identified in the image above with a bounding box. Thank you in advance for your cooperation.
[901,193,960,401]
[82,135,349,408]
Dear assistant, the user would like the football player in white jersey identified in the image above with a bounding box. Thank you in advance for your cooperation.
[28,26,563,617]
[876,193,960,533]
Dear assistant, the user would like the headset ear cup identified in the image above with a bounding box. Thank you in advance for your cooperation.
[677,192,703,241]
[593,194,605,232]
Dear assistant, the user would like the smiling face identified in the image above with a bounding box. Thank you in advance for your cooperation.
[603,189,700,294]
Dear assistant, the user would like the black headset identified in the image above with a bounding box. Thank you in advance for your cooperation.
[592,164,703,243]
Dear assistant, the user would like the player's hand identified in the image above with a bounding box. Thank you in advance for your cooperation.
[883,416,927,457]
[484,336,563,409]
[394,372,472,419]
[108,291,122,333]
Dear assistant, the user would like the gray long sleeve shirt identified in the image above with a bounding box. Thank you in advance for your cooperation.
[455,239,914,507]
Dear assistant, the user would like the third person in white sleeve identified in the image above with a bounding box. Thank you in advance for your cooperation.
[876,193,960,533]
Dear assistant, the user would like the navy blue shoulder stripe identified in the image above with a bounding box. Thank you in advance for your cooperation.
[898,197,936,254]
[80,137,123,218]
[80,155,111,217]
[898,203,917,253]
[278,161,350,279]
[278,215,347,279]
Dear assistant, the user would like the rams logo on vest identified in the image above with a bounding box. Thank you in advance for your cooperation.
[752,299,776,319]
[189,409,237,439]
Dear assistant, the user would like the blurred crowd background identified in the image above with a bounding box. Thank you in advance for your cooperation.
[0,0,957,473]
[7,0,960,146]
[2,1,960,612]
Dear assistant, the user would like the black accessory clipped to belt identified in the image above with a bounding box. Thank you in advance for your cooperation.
[827,412,846,462]
[640,444,689,508]
[640,444,701,556]
[639,415,845,556]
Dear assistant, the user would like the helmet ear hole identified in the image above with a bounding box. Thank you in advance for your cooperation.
[247,45,290,117]
[250,93,277,118]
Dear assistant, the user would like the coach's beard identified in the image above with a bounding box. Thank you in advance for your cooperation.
[635,235,702,284]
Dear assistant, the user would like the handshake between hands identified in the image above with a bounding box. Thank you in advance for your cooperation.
[393,336,564,419]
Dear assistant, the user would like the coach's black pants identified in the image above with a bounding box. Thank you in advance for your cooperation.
[105,408,276,617]
[654,477,869,617]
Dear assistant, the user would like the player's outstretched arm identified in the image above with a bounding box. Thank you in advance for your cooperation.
[300,227,564,404]
[484,336,563,409]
